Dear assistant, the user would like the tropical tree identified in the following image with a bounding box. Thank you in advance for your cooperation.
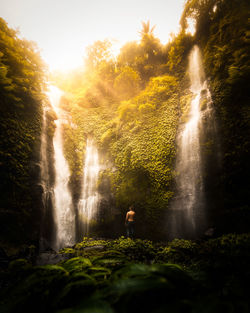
[139,20,156,37]
[138,21,164,82]
[117,41,140,69]
[114,66,141,100]
[85,39,114,71]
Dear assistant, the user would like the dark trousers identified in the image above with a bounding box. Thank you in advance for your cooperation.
[126,221,135,238]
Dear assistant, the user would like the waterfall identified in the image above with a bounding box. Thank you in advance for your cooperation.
[40,108,49,191]
[168,45,215,239]
[48,86,75,250]
[78,138,100,237]
[40,105,55,250]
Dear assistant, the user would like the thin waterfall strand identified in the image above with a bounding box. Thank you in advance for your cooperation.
[40,105,55,249]
[78,138,100,236]
[40,108,49,192]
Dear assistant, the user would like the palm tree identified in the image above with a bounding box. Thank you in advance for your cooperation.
[139,20,156,38]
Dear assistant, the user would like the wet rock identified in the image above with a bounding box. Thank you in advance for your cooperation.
[36,250,70,266]
[204,227,215,238]
[82,245,106,252]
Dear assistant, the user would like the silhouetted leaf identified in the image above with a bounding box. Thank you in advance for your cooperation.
[56,299,114,313]
[54,280,96,309]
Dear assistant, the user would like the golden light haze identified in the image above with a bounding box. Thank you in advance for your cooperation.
[0,0,185,72]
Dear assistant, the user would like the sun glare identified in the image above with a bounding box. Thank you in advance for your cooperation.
[0,0,185,72]
[45,50,83,72]
[45,42,126,74]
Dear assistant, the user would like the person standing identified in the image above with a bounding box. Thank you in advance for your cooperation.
[125,205,135,239]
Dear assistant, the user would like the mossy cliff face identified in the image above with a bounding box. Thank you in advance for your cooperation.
[62,74,190,240]
[196,0,250,231]
[0,106,42,245]
[0,18,46,250]
[107,78,181,239]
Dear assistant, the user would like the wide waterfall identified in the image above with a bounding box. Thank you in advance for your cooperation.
[47,86,75,250]
[78,138,100,237]
[168,45,215,239]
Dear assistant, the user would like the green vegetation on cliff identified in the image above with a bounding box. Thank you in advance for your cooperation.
[53,20,193,238]
[0,18,46,247]
[181,0,250,229]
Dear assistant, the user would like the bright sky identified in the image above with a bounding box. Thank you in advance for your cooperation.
[0,0,185,72]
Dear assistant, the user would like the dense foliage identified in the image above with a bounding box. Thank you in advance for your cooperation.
[1,234,250,312]
[0,18,46,247]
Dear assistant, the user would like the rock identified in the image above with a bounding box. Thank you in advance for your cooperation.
[83,245,106,252]
[204,227,215,237]
[36,251,70,266]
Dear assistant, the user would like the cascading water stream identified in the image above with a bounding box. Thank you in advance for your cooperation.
[168,45,214,238]
[78,138,100,237]
[40,108,49,191]
[48,86,75,250]
[40,105,55,250]
[178,46,205,228]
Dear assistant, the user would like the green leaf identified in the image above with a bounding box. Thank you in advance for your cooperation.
[62,257,92,273]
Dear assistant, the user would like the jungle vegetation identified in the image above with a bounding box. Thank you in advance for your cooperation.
[0,0,250,312]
